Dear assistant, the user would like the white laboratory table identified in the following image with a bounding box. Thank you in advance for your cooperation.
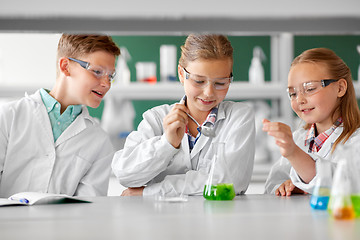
[0,194,359,240]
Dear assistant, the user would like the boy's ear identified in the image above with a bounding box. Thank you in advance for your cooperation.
[337,78,347,98]
[178,65,184,85]
[59,57,70,76]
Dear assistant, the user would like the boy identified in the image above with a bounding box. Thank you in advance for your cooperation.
[0,34,120,197]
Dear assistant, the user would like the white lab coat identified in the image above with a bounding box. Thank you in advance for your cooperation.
[264,125,360,194]
[0,90,114,198]
[112,101,255,196]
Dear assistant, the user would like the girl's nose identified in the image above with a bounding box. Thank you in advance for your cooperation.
[203,82,215,97]
[296,91,307,104]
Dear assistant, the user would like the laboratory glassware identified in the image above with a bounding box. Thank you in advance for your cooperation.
[203,142,235,200]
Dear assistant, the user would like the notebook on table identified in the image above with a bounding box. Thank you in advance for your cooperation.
[0,192,91,206]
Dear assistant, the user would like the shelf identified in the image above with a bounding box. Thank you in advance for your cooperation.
[0,1,359,34]
[1,17,359,34]
[2,81,360,100]
[106,82,285,100]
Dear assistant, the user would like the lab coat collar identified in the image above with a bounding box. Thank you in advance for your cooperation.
[26,90,97,147]
[26,90,55,143]
[216,102,226,123]
[55,106,92,146]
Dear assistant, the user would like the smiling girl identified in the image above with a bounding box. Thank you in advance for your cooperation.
[111,34,255,197]
[263,48,360,196]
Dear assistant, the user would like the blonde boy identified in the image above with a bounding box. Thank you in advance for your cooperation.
[0,34,120,197]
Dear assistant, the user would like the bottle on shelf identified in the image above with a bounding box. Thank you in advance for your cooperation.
[135,62,157,84]
[248,46,266,84]
[114,47,131,87]
[101,97,135,150]
[160,44,177,82]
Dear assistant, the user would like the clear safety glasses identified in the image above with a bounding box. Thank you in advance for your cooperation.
[182,67,233,90]
[68,57,116,83]
[287,79,339,101]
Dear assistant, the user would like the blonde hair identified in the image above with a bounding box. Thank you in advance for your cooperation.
[56,34,120,75]
[291,48,360,151]
[179,34,233,68]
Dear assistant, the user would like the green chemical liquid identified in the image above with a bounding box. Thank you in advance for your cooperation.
[351,194,360,218]
[203,184,235,201]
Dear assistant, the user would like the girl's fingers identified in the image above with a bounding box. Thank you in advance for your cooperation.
[164,110,189,127]
[285,183,294,196]
[278,185,286,196]
[166,120,186,133]
[262,118,270,124]
[276,187,281,196]
[173,103,190,114]
[164,114,187,126]
[263,121,291,133]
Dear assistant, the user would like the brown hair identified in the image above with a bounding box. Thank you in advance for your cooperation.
[179,34,233,68]
[291,48,360,151]
[57,34,120,75]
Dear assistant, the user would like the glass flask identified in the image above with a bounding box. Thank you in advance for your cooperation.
[328,160,355,220]
[310,158,332,210]
[348,147,360,218]
[203,142,235,201]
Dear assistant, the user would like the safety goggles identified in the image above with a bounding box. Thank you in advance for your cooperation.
[182,67,233,90]
[68,57,116,83]
[287,79,339,100]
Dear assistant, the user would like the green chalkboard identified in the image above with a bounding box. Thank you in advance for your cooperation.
[294,35,360,80]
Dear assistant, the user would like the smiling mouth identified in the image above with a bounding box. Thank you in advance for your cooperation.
[92,90,104,97]
[199,98,215,104]
[301,108,314,113]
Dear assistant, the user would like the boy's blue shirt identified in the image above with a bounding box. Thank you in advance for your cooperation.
[40,88,82,142]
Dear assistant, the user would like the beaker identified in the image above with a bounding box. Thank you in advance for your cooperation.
[203,142,235,201]
[310,158,332,210]
[348,146,360,217]
[328,160,355,220]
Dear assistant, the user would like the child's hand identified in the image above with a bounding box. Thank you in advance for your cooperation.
[121,186,145,196]
[275,179,308,196]
[262,119,296,158]
[163,103,189,148]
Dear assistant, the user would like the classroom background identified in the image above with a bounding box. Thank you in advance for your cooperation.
[0,33,359,195]
[0,0,359,195]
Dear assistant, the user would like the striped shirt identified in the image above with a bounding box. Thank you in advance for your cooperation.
[305,117,343,153]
